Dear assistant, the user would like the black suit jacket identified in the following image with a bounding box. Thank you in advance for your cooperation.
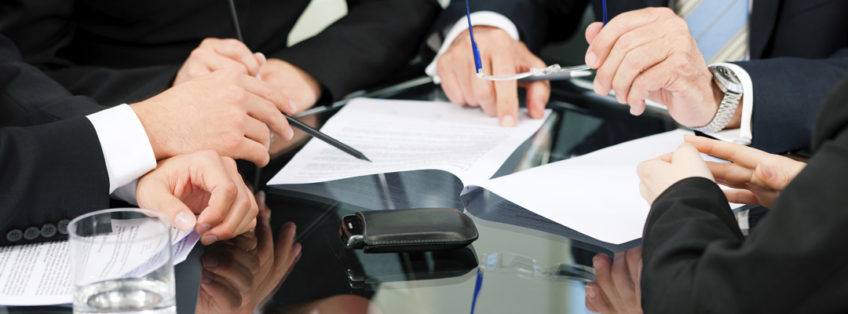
[0,0,439,106]
[0,36,110,246]
[436,0,848,153]
[641,76,848,313]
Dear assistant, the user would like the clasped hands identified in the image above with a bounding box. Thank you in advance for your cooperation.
[129,38,323,244]
[438,8,737,130]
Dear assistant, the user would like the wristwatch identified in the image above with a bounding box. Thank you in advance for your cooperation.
[694,65,743,133]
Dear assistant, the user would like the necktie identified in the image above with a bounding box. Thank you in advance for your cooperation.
[675,0,750,63]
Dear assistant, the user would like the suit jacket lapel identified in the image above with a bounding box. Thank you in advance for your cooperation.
[750,0,780,58]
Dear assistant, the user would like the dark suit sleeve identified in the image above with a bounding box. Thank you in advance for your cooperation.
[736,49,848,153]
[0,36,111,245]
[270,0,440,101]
[431,0,589,54]
[0,0,180,106]
[641,129,848,312]
[0,119,111,246]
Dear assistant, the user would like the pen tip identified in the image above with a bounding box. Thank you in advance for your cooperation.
[361,156,373,163]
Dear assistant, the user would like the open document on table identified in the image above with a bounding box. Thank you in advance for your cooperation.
[268,98,720,251]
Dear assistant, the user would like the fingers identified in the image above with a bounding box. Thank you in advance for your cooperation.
[242,117,271,151]
[139,185,197,232]
[203,249,257,293]
[625,247,642,286]
[585,282,613,314]
[584,22,604,44]
[492,56,519,126]
[585,8,667,69]
[520,52,550,120]
[684,135,763,168]
[470,59,496,112]
[705,161,753,188]
[593,253,621,308]
[195,155,239,236]
[437,54,467,105]
[723,189,760,205]
[204,38,262,77]
[235,136,271,167]
[610,252,636,307]
[200,272,243,311]
[206,157,258,243]
[672,143,713,180]
[595,24,666,99]
[238,76,295,139]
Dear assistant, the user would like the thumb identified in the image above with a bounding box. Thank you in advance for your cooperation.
[140,187,197,232]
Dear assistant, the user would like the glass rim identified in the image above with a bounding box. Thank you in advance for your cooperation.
[69,208,172,243]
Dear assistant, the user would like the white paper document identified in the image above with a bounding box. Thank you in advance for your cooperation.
[0,226,198,306]
[268,98,550,186]
[476,130,694,245]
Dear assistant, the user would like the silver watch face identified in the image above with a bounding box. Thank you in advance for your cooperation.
[712,66,743,94]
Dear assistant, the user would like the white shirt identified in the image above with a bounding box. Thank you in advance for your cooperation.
[86,104,157,204]
[425,9,755,145]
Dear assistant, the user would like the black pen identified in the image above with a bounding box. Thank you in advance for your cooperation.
[226,0,372,162]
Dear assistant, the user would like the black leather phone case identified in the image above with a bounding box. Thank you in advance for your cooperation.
[343,208,478,253]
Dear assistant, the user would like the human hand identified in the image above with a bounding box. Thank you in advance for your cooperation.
[196,231,261,313]
[685,135,806,207]
[196,192,302,314]
[637,142,715,205]
[437,26,550,127]
[584,8,734,129]
[131,70,297,166]
[585,247,643,314]
[174,38,265,86]
[259,58,322,113]
[136,150,259,245]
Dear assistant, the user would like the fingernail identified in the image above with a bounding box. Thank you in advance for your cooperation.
[585,51,598,68]
[286,127,295,140]
[592,255,601,267]
[499,115,516,127]
[585,285,596,298]
[202,235,218,244]
[289,99,298,113]
[255,52,267,64]
[203,256,218,268]
[630,106,640,116]
[196,223,212,234]
[593,79,605,95]
[175,212,195,231]
[616,95,626,104]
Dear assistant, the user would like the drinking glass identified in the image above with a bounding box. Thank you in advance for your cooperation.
[69,208,175,313]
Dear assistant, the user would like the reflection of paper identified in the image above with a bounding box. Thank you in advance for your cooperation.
[0,223,198,306]
[476,130,694,245]
[268,98,549,186]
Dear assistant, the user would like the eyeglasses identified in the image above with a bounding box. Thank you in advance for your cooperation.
[464,0,605,81]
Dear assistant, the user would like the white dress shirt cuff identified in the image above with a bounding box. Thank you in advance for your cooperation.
[702,62,754,145]
[425,11,520,83]
[86,104,157,196]
[112,180,140,205]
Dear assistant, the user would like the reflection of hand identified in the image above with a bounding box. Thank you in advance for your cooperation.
[686,135,806,207]
[196,191,302,314]
[585,8,730,129]
[258,58,322,113]
[197,231,261,313]
[437,26,550,127]
[585,247,643,314]
[131,70,296,165]
[136,151,259,245]
[174,38,265,86]
[637,143,715,205]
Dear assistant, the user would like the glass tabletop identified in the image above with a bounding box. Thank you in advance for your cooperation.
[1,77,678,314]
[252,78,677,314]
